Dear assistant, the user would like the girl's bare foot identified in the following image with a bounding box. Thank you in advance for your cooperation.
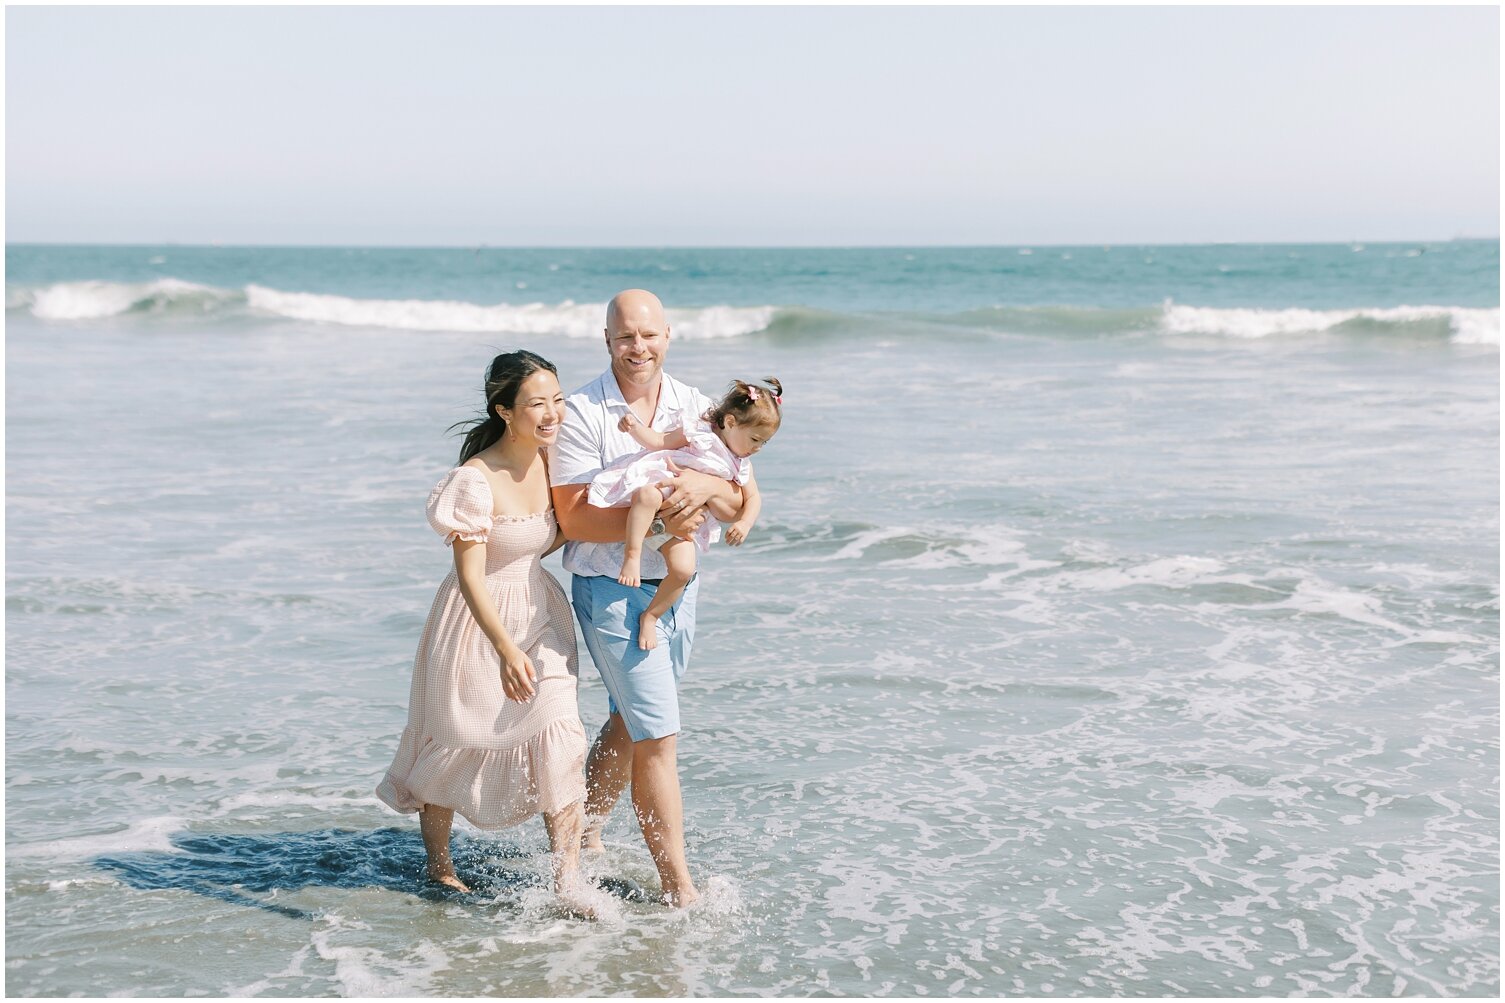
[637,610,660,651]
[617,554,641,588]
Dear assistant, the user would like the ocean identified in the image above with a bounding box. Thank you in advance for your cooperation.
[5,241,1499,996]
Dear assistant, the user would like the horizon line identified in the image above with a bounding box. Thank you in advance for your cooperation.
[5,237,1499,252]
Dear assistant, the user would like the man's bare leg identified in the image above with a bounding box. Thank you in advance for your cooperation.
[582,714,634,851]
[631,734,699,907]
[419,805,470,892]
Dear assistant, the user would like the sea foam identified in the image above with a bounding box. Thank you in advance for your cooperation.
[18,278,234,319]
[7,278,777,338]
[1160,301,1500,344]
[245,286,774,338]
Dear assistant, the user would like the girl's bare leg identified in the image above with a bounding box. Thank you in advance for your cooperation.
[617,484,663,588]
[637,539,696,651]
[419,805,470,892]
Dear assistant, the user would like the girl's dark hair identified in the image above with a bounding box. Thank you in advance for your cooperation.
[704,377,783,431]
[450,350,559,463]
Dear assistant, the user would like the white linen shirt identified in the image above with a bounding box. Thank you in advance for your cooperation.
[550,368,715,578]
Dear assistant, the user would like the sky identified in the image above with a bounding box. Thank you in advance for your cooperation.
[5,5,1499,246]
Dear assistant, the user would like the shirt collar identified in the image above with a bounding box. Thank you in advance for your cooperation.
[600,368,682,420]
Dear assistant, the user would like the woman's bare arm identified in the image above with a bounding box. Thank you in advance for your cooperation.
[453,539,536,701]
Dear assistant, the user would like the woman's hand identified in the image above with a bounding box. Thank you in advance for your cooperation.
[498,643,537,702]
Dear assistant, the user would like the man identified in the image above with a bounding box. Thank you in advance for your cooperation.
[550,289,743,907]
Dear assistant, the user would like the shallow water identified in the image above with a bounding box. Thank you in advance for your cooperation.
[5,245,1499,996]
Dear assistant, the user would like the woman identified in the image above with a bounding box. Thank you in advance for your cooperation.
[377,350,597,916]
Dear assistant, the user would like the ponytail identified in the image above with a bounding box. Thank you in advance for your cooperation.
[452,412,507,463]
[704,376,784,430]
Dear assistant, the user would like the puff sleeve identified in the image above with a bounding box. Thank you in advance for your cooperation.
[684,417,751,483]
[426,467,495,546]
[682,416,723,455]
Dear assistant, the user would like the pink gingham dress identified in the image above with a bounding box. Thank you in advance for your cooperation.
[377,466,586,829]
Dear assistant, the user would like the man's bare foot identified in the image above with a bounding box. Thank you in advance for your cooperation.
[637,610,660,651]
[427,868,471,893]
[617,553,641,588]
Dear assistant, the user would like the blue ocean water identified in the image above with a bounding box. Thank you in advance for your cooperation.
[5,242,1499,996]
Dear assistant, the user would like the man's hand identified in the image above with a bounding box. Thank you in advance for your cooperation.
[661,504,707,541]
[658,460,725,514]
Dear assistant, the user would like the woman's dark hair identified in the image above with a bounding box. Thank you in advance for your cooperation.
[703,377,783,431]
[450,350,558,463]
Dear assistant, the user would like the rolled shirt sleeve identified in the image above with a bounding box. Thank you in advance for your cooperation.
[549,397,604,487]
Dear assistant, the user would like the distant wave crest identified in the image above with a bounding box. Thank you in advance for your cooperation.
[933,301,1499,345]
[9,278,237,320]
[6,278,779,339]
[1159,301,1500,345]
[7,278,1497,345]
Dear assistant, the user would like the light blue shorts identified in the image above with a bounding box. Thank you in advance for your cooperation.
[571,573,699,742]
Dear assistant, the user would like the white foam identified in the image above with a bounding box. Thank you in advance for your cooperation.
[1062,556,1233,592]
[24,278,229,319]
[828,526,918,561]
[246,285,775,338]
[12,278,778,338]
[11,814,185,860]
[1160,301,1500,345]
[308,916,451,997]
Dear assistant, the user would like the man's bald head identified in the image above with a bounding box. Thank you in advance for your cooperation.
[604,289,671,392]
[606,289,668,337]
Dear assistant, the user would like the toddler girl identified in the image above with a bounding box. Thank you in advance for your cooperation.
[589,378,783,650]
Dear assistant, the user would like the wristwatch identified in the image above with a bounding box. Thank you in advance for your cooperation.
[649,518,666,535]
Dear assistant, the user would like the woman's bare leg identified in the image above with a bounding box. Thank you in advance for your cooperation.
[543,800,598,918]
[637,540,696,651]
[617,485,663,588]
[419,805,470,892]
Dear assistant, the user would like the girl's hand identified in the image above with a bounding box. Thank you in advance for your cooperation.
[725,520,754,547]
[499,644,538,702]
[617,413,638,432]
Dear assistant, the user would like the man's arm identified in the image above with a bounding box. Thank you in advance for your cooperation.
[554,467,740,543]
[552,482,631,543]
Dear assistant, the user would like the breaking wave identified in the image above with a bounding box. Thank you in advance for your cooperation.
[1158,302,1500,345]
[927,301,1499,345]
[7,278,1497,345]
[6,279,779,339]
